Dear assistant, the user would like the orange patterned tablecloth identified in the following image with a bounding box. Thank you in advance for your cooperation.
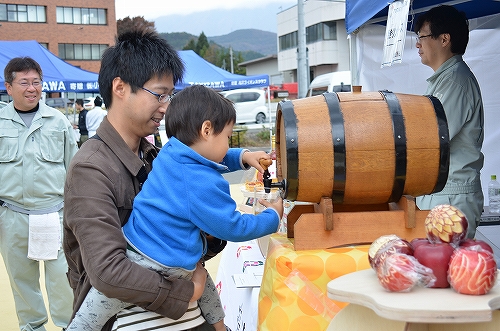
[258,234,370,331]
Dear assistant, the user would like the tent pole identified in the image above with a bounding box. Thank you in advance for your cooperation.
[349,32,359,87]
[267,87,272,151]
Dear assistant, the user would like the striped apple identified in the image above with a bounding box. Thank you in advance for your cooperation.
[448,247,497,295]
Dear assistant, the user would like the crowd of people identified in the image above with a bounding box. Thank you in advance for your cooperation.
[0,4,486,331]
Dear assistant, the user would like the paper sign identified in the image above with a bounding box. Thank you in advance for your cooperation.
[382,0,411,67]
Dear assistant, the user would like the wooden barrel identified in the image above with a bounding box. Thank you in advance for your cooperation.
[275,91,449,204]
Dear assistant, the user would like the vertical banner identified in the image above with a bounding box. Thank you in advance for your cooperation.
[381,0,411,67]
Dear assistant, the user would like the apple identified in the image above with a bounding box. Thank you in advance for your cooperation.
[424,204,468,246]
[413,242,455,288]
[368,234,400,269]
[448,246,497,295]
[369,236,413,270]
[459,238,494,254]
[376,253,435,292]
[410,237,429,251]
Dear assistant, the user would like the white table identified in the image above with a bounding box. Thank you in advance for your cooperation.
[326,268,500,331]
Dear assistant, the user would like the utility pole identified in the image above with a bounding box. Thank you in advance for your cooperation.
[297,0,308,98]
[230,47,234,73]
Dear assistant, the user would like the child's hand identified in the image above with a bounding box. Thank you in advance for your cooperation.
[259,197,283,219]
[242,151,270,173]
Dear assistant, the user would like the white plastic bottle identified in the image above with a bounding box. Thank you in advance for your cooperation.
[488,174,500,214]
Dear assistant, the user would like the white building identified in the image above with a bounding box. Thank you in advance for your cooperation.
[277,0,350,84]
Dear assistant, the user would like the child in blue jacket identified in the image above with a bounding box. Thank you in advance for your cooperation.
[68,84,283,331]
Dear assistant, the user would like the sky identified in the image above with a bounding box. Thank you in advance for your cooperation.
[115,0,296,21]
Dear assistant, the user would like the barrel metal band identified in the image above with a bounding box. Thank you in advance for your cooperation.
[323,92,346,204]
[426,95,450,193]
[380,90,407,202]
[279,100,299,201]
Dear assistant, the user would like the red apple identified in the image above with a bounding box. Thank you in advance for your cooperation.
[410,237,429,251]
[413,242,455,288]
[425,204,468,246]
[370,237,413,270]
[448,247,498,295]
[459,238,494,254]
[376,253,435,292]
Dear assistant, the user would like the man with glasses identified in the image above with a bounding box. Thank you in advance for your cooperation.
[64,29,270,331]
[414,5,484,238]
[0,57,77,330]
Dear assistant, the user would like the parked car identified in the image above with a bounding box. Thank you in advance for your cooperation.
[220,88,273,124]
[307,71,352,97]
[45,97,72,109]
[83,96,105,110]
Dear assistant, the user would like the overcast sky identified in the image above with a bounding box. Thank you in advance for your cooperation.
[115,0,296,20]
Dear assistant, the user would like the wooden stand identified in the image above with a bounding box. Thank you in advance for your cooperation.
[287,195,428,250]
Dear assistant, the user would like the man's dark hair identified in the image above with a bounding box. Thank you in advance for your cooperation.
[415,5,469,55]
[75,99,84,107]
[165,85,236,146]
[4,57,43,84]
[98,29,184,109]
[94,96,103,107]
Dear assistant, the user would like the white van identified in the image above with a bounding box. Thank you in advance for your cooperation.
[307,71,352,97]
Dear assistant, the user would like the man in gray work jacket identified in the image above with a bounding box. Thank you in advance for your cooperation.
[0,56,77,330]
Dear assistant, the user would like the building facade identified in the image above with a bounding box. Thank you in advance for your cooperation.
[0,0,116,74]
[276,0,350,84]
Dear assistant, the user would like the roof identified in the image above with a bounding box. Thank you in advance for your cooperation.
[345,0,500,34]
[0,40,99,92]
[176,50,269,91]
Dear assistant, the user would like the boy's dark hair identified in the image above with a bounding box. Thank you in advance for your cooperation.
[4,57,43,84]
[94,96,103,107]
[415,5,469,55]
[75,99,83,107]
[98,29,184,109]
[165,85,236,146]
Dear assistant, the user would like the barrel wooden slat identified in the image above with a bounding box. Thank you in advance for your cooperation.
[398,94,441,196]
[292,97,334,202]
[276,91,449,204]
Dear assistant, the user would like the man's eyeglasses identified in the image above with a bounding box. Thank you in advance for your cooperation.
[415,34,433,43]
[141,87,173,103]
[13,80,42,88]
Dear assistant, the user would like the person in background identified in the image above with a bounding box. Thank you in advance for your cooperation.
[74,98,88,147]
[0,56,77,330]
[415,5,484,238]
[67,84,282,331]
[85,95,106,137]
[63,29,270,331]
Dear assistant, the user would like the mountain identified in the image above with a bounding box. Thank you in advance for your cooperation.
[160,29,277,61]
[152,2,295,37]
[209,29,277,56]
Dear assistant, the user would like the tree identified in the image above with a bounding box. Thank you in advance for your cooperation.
[117,16,156,35]
[195,32,210,58]
[183,39,196,51]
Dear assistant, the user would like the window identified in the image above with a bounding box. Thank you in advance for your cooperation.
[58,44,108,60]
[0,4,46,22]
[56,6,107,25]
[307,21,337,43]
[278,31,298,51]
[279,21,337,51]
